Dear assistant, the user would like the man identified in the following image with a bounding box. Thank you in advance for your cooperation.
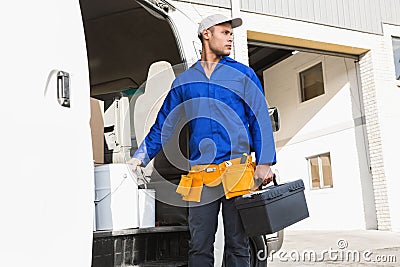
[128,14,276,267]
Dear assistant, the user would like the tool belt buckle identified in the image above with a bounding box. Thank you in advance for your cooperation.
[204,167,216,173]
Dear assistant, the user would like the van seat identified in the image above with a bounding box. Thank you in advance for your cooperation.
[134,61,176,144]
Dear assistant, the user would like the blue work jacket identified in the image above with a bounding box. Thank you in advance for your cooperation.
[133,56,276,166]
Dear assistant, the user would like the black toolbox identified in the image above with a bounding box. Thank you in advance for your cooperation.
[235,177,309,236]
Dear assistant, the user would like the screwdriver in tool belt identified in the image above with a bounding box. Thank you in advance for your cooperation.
[240,153,247,164]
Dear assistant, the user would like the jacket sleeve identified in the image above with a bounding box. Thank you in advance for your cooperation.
[133,80,184,166]
[244,68,277,165]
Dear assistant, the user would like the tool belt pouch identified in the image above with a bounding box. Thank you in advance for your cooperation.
[222,159,256,199]
[202,168,222,187]
[177,171,203,202]
[176,174,192,196]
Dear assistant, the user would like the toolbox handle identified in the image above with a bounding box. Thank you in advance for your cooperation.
[257,173,278,190]
[272,173,278,186]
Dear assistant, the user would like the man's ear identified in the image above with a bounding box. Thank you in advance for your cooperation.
[202,29,211,40]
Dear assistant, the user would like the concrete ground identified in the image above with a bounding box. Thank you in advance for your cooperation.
[267,230,400,266]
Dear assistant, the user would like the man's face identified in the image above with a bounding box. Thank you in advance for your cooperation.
[207,22,233,56]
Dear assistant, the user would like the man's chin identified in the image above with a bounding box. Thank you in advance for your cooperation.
[219,50,231,56]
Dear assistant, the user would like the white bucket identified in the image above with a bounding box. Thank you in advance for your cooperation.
[138,189,155,228]
[94,164,139,230]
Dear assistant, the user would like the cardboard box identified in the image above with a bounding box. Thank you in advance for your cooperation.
[90,98,104,165]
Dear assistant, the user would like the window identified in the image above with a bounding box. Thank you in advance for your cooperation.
[300,62,325,102]
[308,153,333,189]
[392,37,400,80]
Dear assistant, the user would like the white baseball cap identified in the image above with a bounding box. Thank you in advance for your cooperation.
[197,14,242,36]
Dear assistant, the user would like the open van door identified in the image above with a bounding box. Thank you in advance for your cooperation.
[0,1,93,266]
[136,0,200,65]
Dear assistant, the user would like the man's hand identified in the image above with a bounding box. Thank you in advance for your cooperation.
[254,164,274,186]
[127,158,142,171]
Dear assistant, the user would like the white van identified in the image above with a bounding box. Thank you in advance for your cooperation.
[0,0,282,266]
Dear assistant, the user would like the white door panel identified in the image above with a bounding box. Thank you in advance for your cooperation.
[166,5,200,65]
[0,1,93,266]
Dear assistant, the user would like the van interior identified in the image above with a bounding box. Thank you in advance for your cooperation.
[80,0,190,228]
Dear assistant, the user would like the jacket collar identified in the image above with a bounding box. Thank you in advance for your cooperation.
[191,56,236,72]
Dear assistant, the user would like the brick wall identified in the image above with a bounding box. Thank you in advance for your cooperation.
[358,51,392,230]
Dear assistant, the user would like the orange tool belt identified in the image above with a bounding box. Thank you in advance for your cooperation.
[176,155,256,202]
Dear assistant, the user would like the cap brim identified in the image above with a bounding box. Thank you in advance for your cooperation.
[230,17,242,28]
[216,17,242,29]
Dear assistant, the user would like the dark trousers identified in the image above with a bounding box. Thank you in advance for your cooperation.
[188,185,250,267]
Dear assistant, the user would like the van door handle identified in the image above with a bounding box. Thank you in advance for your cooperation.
[57,71,70,107]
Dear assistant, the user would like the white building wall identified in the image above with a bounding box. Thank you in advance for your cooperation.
[264,53,374,230]
[233,9,396,230]
[375,24,400,232]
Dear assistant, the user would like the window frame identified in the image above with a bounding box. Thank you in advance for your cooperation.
[391,36,400,81]
[307,152,333,190]
[298,61,326,103]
